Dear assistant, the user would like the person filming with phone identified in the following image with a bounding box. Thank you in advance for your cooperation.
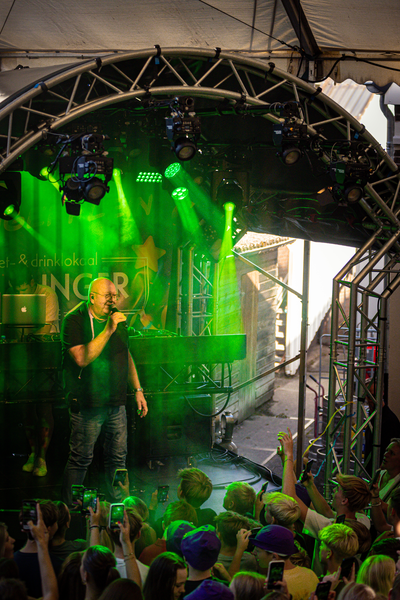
[251,524,319,600]
[61,277,147,506]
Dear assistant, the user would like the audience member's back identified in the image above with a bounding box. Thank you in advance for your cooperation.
[139,500,197,566]
[215,511,257,572]
[49,501,86,562]
[223,482,256,517]
[178,468,216,526]
[58,551,85,600]
[181,525,223,595]
[14,499,63,599]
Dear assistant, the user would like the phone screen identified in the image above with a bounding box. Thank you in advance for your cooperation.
[267,560,285,589]
[158,485,169,503]
[72,485,84,507]
[305,459,314,473]
[300,459,315,483]
[109,503,125,529]
[112,469,128,487]
[341,556,357,580]
[336,514,346,524]
[315,582,331,600]
[22,500,37,530]
[82,489,97,513]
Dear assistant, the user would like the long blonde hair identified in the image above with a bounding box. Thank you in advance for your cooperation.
[356,554,395,596]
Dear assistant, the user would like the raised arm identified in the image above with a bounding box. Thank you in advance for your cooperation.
[228,529,251,578]
[302,472,334,519]
[119,509,142,587]
[29,504,59,600]
[68,311,125,368]
[370,484,391,533]
[88,499,101,546]
[278,428,309,522]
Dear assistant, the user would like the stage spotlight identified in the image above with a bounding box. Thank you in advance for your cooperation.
[0,173,21,220]
[172,186,189,201]
[330,159,367,204]
[344,183,364,204]
[164,162,183,179]
[52,132,113,215]
[279,145,302,166]
[166,97,201,162]
[224,202,235,213]
[136,172,163,183]
[83,177,107,204]
[216,178,243,212]
[173,136,197,161]
[62,179,83,203]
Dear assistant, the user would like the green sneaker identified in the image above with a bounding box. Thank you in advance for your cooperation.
[33,458,47,477]
[22,453,36,473]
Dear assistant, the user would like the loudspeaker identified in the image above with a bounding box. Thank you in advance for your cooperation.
[128,394,212,464]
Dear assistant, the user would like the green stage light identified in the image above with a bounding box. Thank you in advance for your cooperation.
[164,163,182,179]
[3,204,15,216]
[136,171,162,183]
[40,166,60,191]
[172,187,189,201]
[0,176,21,221]
[224,202,235,212]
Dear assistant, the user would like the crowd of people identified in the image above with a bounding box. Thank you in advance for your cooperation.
[4,273,400,598]
[2,434,400,600]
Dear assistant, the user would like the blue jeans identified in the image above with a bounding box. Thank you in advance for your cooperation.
[62,405,127,506]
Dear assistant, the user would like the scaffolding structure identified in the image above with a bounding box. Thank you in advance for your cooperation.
[326,199,400,495]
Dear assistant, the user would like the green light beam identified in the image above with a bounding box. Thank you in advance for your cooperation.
[171,187,200,237]
[113,168,141,245]
[13,213,57,254]
[216,201,243,333]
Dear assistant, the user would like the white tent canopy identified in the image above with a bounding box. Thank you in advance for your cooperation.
[0,0,399,86]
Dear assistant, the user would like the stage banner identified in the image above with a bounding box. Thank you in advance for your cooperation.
[0,170,181,330]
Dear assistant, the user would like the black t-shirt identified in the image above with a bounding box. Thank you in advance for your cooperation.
[14,550,64,599]
[184,576,228,597]
[61,303,129,408]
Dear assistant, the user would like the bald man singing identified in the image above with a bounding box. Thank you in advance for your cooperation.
[61,278,147,505]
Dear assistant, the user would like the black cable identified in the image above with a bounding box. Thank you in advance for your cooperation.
[183,363,233,418]
[184,392,231,418]
[197,0,298,52]
[0,0,16,36]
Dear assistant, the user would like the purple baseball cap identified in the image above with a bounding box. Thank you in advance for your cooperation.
[251,524,296,556]
[181,525,221,571]
[165,520,196,556]
[185,580,234,600]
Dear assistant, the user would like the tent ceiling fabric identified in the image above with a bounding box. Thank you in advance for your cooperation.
[0,1,400,85]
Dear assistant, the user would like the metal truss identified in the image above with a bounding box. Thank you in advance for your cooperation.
[177,245,216,337]
[0,47,397,180]
[2,47,400,466]
[326,201,400,493]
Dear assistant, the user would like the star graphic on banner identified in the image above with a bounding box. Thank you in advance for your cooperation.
[132,236,166,272]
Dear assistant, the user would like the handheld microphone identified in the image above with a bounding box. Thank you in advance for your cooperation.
[109,306,127,329]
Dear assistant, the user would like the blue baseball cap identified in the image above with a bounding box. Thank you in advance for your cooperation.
[181,525,221,570]
[165,520,196,556]
[251,524,296,556]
